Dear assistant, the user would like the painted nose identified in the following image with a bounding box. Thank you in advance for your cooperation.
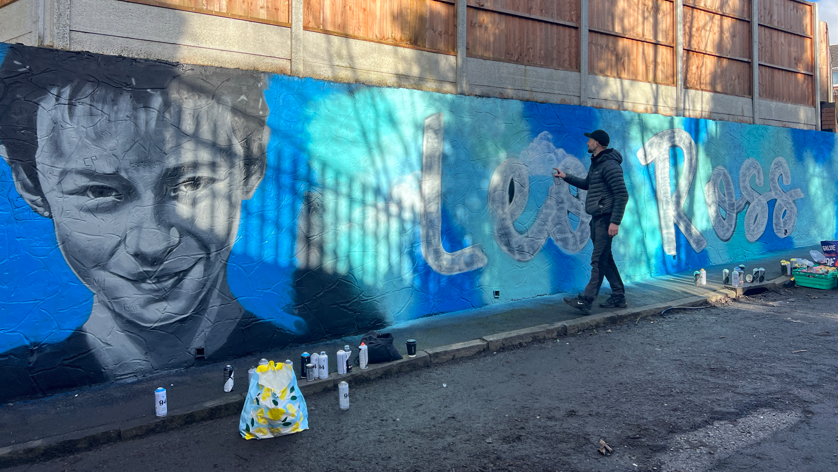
[124,213,181,268]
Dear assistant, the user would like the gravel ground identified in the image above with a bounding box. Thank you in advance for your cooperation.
[7,286,838,472]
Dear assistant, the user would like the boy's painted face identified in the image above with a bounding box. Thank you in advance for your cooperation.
[34,91,256,328]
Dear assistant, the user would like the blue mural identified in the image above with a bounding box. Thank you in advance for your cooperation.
[0,44,834,401]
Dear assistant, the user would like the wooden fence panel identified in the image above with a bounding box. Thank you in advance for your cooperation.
[123,0,290,25]
[683,5,750,59]
[819,21,831,102]
[465,0,580,71]
[759,65,813,106]
[758,0,811,37]
[682,0,751,97]
[588,0,674,85]
[684,50,750,96]
[757,0,813,106]
[304,0,457,54]
[0,0,19,8]
[684,0,750,19]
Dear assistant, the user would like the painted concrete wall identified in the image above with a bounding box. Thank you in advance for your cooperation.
[0,44,835,402]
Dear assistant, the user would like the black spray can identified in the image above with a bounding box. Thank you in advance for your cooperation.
[223,365,234,393]
[301,352,311,378]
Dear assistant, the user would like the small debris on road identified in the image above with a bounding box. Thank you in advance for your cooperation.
[719,336,726,339]
[442,383,447,387]
[792,350,807,354]
[486,438,493,444]
[598,439,613,456]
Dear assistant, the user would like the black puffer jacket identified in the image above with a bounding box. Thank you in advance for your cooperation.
[563,148,629,225]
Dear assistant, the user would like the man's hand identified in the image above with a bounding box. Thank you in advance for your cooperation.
[608,223,619,237]
[552,167,566,179]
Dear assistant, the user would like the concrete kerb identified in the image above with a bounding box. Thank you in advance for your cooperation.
[0,279,788,468]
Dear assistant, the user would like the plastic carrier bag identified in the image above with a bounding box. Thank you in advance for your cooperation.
[239,361,309,440]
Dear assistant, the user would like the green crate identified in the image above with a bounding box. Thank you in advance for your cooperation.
[792,268,838,290]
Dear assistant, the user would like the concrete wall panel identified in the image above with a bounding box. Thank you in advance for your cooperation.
[70,0,291,65]
[301,30,456,90]
[466,58,581,101]
[588,76,677,116]
[0,0,34,45]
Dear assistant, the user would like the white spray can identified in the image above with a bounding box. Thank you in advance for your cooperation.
[310,353,320,379]
[359,343,369,370]
[338,381,349,410]
[336,350,347,375]
[699,268,706,286]
[318,351,329,379]
[154,387,167,417]
[731,268,741,287]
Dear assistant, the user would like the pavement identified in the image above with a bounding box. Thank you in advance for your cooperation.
[0,245,823,468]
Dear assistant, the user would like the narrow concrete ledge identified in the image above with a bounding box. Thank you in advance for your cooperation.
[424,339,488,364]
[0,425,120,468]
[482,322,567,352]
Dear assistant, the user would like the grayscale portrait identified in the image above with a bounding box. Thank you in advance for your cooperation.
[0,46,288,390]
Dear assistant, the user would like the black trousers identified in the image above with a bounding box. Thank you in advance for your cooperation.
[582,214,625,301]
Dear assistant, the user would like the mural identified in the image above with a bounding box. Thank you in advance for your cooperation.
[0,44,835,401]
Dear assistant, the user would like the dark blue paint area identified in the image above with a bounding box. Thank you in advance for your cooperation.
[754,199,795,252]
[227,257,303,335]
[657,224,712,276]
[543,237,593,294]
[0,164,93,353]
[789,127,836,165]
[411,207,484,318]
[522,102,600,156]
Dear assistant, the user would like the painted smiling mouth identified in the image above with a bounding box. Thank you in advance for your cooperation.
[115,261,200,294]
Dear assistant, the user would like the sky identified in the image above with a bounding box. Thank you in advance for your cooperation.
[816,0,838,45]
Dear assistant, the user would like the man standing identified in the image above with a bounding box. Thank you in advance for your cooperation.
[553,130,629,314]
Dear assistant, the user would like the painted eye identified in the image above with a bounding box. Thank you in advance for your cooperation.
[171,177,215,197]
[86,185,123,201]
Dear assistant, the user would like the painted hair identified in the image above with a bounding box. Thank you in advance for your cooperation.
[0,45,270,202]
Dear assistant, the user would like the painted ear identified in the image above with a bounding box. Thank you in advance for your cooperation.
[242,129,268,200]
[0,144,52,218]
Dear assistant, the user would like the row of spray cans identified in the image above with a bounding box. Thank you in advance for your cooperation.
[300,343,370,382]
[722,265,765,286]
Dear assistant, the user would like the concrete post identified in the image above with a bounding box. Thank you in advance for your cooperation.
[751,0,760,125]
[813,2,821,130]
[52,0,70,49]
[291,0,304,77]
[456,0,468,95]
[580,0,589,107]
[675,0,684,116]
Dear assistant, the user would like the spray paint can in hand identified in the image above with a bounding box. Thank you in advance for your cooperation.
[155,387,167,417]
[338,381,349,410]
[344,345,352,372]
[223,365,234,393]
[336,350,348,375]
[301,352,311,378]
[310,353,320,380]
[359,343,369,370]
[318,351,329,379]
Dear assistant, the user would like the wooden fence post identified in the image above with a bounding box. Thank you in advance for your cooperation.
[814,2,821,130]
[752,0,760,124]
[580,0,589,107]
[675,0,683,117]
[457,0,468,95]
[291,0,304,77]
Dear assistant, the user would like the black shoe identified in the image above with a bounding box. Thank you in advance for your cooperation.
[563,296,592,314]
[600,295,627,308]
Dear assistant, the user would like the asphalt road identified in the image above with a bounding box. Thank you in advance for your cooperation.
[8,287,838,472]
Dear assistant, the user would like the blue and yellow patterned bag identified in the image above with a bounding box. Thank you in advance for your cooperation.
[239,361,309,440]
